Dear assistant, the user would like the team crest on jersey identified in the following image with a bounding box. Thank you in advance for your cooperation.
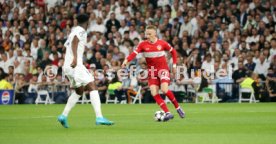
[157,45,162,50]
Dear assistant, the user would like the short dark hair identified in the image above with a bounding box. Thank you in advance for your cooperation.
[76,14,89,24]
[124,31,129,34]
[0,73,8,80]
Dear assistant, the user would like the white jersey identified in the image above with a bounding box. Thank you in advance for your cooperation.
[63,26,94,87]
[64,26,87,67]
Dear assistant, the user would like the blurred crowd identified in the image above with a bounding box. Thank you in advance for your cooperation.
[0,0,276,104]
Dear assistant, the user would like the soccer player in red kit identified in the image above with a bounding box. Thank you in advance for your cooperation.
[122,25,185,121]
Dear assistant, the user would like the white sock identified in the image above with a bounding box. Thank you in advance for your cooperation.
[62,92,81,117]
[90,90,103,118]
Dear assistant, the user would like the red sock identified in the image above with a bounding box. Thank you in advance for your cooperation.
[153,94,169,113]
[166,90,179,109]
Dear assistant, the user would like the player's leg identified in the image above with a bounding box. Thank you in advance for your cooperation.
[85,82,114,125]
[159,69,186,118]
[160,82,179,108]
[150,84,174,121]
[58,86,84,128]
[74,65,104,120]
[58,66,84,128]
[149,78,170,113]
[160,82,185,118]
[85,82,102,118]
[62,86,84,116]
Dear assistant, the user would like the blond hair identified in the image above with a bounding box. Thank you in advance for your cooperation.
[146,25,157,31]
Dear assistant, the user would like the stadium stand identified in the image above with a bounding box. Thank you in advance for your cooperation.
[0,0,276,104]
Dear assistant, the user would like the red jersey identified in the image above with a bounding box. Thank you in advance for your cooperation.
[127,39,177,70]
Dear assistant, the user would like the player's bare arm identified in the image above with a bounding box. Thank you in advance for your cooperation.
[121,59,129,68]
[71,35,79,68]
[123,43,141,68]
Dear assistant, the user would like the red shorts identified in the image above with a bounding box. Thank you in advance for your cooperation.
[148,69,170,86]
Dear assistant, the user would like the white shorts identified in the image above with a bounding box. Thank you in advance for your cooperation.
[63,65,94,88]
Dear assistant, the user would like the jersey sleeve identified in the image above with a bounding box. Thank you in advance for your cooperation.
[126,42,143,62]
[163,41,177,64]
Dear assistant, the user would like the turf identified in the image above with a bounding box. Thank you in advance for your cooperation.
[0,103,276,144]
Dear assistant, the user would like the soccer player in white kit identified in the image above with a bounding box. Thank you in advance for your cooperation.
[58,14,114,128]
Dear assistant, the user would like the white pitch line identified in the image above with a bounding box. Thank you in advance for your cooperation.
[0,116,56,120]
[1,111,275,120]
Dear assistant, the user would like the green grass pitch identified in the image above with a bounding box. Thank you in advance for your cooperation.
[0,103,276,144]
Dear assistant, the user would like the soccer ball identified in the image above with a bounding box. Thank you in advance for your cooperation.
[154,110,165,122]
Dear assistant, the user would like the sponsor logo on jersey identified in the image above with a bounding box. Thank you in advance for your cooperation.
[157,45,162,50]
[2,91,10,104]
[79,31,86,37]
